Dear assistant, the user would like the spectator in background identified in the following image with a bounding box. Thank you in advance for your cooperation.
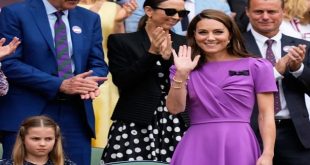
[119,0,232,34]
[0,0,108,164]
[280,0,310,120]
[227,0,249,32]
[244,0,310,164]
[101,0,189,163]
[117,0,145,33]
[173,0,232,36]
[167,9,276,165]
[78,0,137,149]
[0,116,76,165]
[0,37,20,96]
[280,0,310,40]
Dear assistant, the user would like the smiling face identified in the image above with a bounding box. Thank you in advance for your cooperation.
[48,0,80,10]
[24,127,56,161]
[246,0,283,38]
[145,0,186,30]
[194,18,231,58]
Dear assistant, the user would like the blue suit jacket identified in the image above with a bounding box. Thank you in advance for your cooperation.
[0,0,108,137]
[243,31,310,149]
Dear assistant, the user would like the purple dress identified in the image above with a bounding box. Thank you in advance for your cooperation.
[170,58,277,165]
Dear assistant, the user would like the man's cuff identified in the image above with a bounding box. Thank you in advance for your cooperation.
[290,63,304,78]
[274,67,284,80]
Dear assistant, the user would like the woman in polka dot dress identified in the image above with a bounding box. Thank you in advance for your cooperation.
[101,0,189,164]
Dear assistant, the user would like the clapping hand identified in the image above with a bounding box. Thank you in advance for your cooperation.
[275,44,306,74]
[148,26,174,60]
[159,33,172,60]
[115,0,138,22]
[287,44,306,71]
[59,70,107,100]
[148,27,167,54]
[0,37,21,61]
[80,75,108,100]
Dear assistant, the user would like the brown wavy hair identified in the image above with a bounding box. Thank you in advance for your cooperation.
[12,115,65,165]
[187,9,251,69]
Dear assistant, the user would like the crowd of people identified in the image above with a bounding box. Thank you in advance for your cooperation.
[0,0,309,165]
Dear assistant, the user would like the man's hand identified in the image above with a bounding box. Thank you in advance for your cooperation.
[287,44,306,71]
[80,75,107,99]
[275,55,290,75]
[59,70,107,97]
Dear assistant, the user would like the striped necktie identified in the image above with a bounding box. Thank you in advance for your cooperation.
[265,39,281,113]
[54,11,73,79]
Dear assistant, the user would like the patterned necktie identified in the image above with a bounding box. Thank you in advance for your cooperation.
[265,39,281,113]
[54,11,73,79]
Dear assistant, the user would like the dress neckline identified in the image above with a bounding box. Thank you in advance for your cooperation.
[206,57,249,64]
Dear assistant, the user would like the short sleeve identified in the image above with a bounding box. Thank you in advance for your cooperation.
[251,58,278,93]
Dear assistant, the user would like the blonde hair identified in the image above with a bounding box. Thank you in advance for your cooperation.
[12,116,65,165]
[284,0,310,24]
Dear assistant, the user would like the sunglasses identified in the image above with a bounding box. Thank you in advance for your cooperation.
[152,7,190,18]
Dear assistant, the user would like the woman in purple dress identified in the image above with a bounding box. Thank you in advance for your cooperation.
[0,37,20,96]
[167,9,276,165]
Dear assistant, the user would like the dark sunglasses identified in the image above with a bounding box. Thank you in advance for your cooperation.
[152,7,190,18]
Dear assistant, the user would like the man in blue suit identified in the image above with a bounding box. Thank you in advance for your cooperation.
[0,0,108,164]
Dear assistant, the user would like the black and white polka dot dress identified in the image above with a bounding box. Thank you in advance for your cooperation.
[101,60,187,164]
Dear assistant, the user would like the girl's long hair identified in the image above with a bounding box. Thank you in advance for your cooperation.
[12,115,65,165]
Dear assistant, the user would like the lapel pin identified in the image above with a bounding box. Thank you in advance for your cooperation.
[283,45,292,52]
[72,26,82,34]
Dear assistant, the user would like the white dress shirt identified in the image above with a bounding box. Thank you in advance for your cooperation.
[251,29,305,119]
[42,0,75,72]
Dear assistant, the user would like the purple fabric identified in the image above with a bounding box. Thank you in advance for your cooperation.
[0,70,8,96]
[54,11,72,79]
[170,57,277,165]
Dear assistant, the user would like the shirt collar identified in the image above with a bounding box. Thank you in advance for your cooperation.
[42,0,69,16]
[24,159,53,165]
[251,28,282,45]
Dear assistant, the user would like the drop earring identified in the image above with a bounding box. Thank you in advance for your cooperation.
[227,40,231,48]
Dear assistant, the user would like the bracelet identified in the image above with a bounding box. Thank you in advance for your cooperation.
[172,76,183,83]
[171,84,182,89]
